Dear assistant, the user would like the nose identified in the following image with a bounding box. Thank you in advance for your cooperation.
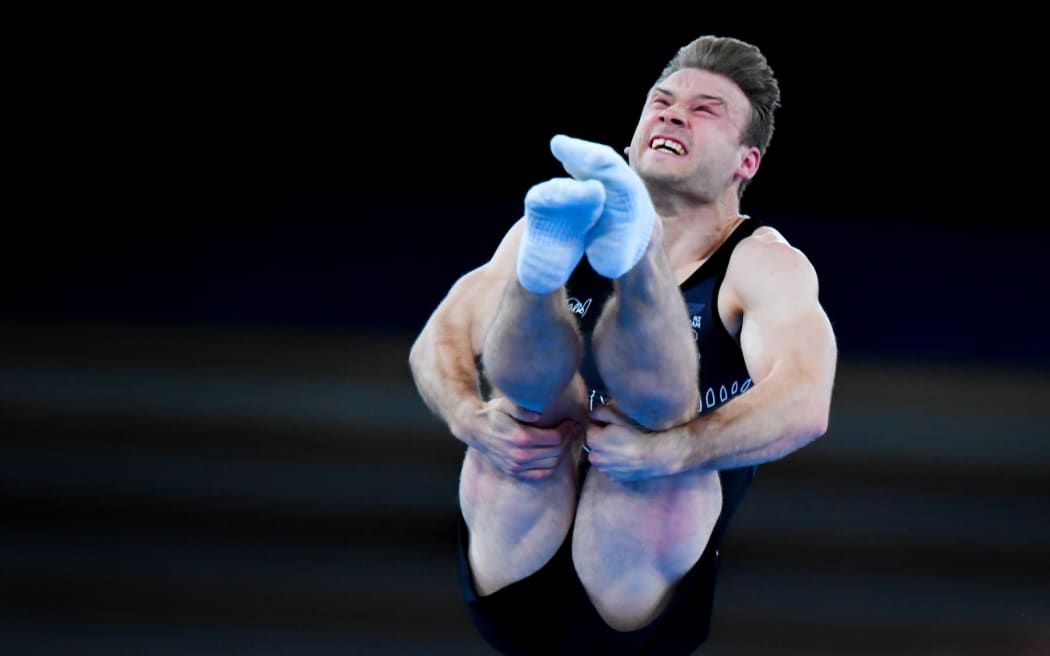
[659,103,687,127]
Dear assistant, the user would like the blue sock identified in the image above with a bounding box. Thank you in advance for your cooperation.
[517,177,605,294]
[550,134,655,279]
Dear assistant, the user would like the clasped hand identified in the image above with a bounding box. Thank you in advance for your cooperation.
[463,397,690,482]
[463,397,581,481]
[585,403,689,482]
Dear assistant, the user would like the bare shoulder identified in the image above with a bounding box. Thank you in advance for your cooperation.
[444,219,524,351]
[726,225,820,306]
[734,225,808,262]
[486,217,526,276]
[734,226,817,277]
[456,219,523,297]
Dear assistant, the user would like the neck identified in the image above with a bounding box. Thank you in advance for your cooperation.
[656,191,747,269]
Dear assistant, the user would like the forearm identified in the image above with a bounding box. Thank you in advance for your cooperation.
[683,249,837,470]
[408,314,484,444]
[681,374,831,470]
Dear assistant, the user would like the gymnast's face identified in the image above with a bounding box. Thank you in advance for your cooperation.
[628,67,759,202]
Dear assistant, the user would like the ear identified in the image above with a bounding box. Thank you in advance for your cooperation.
[736,146,761,181]
[623,146,631,158]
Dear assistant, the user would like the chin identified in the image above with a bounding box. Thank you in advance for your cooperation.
[642,162,689,184]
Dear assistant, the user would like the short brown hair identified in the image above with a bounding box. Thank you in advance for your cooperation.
[656,35,781,196]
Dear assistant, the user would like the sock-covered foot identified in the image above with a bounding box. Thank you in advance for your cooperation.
[517,177,605,294]
[550,134,655,279]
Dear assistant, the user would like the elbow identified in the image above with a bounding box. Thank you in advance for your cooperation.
[805,413,829,443]
[776,376,832,448]
[408,338,420,373]
[408,334,429,380]
[795,394,831,445]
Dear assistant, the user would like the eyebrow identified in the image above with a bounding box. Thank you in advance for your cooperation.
[652,87,728,107]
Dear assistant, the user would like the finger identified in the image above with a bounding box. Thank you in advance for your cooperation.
[589,404,634,427]
[529,419,582,445]
[511,455,563,479]
[517,468,555,481]
[586,452,622,477]
[598,468,637,484]
[557,419,582,441]
[524,455,564,472]
[516,425,569,448]
[583,422,606,445]
[505,445,562,473]
[587,456,632,480]
[588,405,618,424]
[582,446,598,464]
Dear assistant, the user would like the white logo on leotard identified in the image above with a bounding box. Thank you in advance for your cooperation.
[588,388,607,412]
[568,297,592,317]
[697,378,752,414]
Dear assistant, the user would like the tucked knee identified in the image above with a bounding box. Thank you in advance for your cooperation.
[617,384,699,431]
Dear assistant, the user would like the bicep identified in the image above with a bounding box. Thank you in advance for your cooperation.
[735,245,837,389]
[740,298,836,389]
[424,220,523,355]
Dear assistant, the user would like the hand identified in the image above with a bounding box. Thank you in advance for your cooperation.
[460,397,581,481]
[585,403,687,482]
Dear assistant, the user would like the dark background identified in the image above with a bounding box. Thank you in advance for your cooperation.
[8,17,1044,366]
[3,13,1047,656]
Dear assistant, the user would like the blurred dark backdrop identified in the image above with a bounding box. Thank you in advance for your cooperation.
[3,13,1047,656]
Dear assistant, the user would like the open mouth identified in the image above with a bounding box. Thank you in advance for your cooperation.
[650,137,687,155]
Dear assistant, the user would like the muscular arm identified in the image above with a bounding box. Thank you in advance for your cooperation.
[586,229,838,478]
[408,223,521,441]
[408,222,579,479]
[687,233,837,468]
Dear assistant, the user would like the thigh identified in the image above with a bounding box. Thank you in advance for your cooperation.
[459,377,589,597]
[459,445,579,597]
[570,466,723,631]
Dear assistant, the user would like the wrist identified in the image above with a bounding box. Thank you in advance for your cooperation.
[448,395,484,444]
[672,420,710,473]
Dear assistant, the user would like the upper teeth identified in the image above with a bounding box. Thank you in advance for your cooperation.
[651,138,685,155]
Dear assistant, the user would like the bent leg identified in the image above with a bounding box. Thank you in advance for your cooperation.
[591,224,699,430]
[481,282,584,414]
[483,173,602,413]
[459,376,587,595]
[578,267,715,632]
[465,277,591,595]
[464,166,606,595]
[572,467,722,631]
